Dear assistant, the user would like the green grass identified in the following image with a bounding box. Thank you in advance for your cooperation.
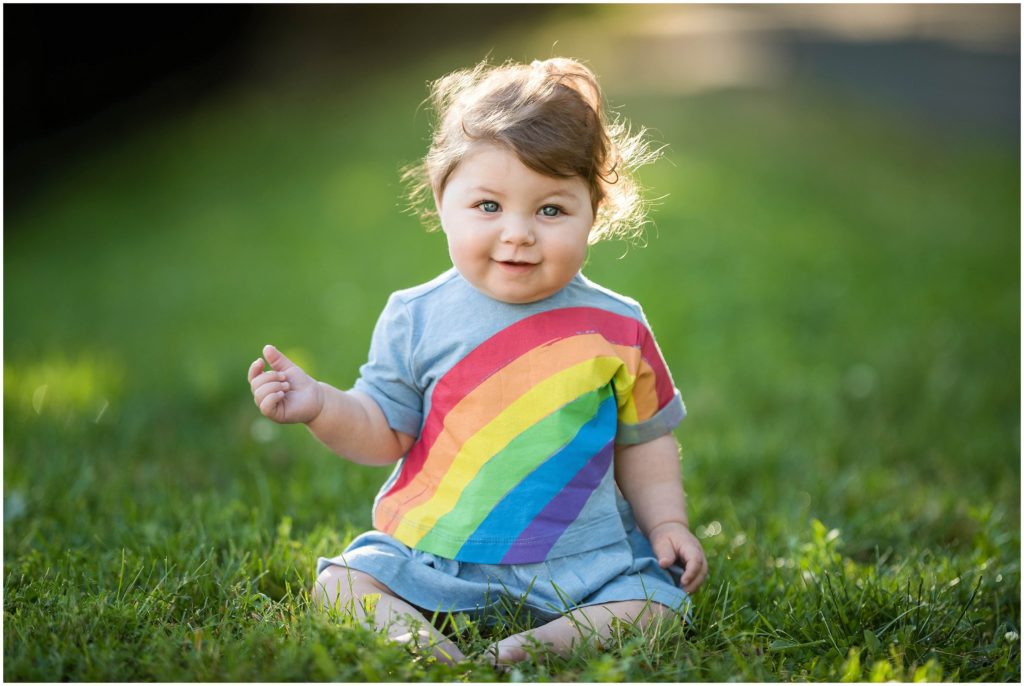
[4,48,1020,680]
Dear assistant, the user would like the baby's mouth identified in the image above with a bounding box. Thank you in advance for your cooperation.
[494,259,538,273]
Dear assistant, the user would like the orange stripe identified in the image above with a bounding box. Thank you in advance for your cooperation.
[631,357,659,421]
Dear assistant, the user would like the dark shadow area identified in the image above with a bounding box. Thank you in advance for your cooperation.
[5,5,256,206]
[3,4,558,210]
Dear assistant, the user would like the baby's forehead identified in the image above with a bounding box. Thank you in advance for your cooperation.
[446,145,590,195]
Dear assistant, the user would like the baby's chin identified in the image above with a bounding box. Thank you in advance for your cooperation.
[485,288,568,305]
[459,269,570,305]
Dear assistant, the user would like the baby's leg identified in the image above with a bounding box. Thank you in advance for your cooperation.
[312,566,465,664]
[488,600,672,665]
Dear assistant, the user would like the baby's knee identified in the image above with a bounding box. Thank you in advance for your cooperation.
[312,566,389,609]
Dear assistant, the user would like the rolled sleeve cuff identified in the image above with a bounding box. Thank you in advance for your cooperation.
[616,390,686,445]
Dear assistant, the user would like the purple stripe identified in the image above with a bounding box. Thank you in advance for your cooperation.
[500,438,615,564]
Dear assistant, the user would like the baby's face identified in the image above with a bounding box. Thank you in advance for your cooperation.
[436,143,594,304]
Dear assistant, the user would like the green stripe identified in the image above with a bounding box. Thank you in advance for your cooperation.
[415,385,611,557]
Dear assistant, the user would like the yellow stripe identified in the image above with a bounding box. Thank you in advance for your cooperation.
[393,355,635,545]
[611,344,640,424]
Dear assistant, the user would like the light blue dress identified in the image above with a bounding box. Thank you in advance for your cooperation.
[318,269,691,621]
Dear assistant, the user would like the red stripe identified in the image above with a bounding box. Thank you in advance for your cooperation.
[377,307,675,514]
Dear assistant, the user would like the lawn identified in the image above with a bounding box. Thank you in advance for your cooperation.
[4,40,1020,681]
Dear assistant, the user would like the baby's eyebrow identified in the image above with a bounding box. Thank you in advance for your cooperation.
[544,190,579,200]
[468,186,504,196]
[466,186,583,203]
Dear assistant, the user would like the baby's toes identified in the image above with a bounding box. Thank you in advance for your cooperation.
[482,637,529,670]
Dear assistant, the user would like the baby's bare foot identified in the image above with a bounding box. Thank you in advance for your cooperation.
[392,629,465,665]
[485,636,529,668]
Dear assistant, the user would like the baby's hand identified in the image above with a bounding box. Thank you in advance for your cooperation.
[648,521,708,594]
[247,344,324,424]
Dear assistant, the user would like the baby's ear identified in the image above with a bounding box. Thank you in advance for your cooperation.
[432,192,448,233]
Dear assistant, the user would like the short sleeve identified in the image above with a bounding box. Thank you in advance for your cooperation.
[615,306,687,445]
[352,294,424,437]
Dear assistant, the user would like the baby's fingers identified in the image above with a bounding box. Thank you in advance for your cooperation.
[679,547,708,594]
[248,358,266,383]
[651,536,679,569]
[254,380,290,407]
[258,386,289,419]
[250,369,287,394]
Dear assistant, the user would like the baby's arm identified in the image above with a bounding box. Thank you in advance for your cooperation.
[614,433,708,593]
[248,344,414,466]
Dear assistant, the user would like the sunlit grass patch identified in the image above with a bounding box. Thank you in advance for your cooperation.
[4,354,123,423]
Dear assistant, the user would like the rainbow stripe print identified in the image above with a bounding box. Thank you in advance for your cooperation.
[372,307,677,564]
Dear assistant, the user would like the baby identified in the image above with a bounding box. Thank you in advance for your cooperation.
[247,57,707,666]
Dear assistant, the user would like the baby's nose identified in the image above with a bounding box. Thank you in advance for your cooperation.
[499,215,536,244]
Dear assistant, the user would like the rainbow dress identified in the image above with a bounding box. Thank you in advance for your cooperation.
[353,269,686,564]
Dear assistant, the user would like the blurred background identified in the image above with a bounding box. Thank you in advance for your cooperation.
[3,3,1020,585]
[7,4,1019,202]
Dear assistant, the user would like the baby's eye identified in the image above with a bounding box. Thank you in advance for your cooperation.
[539,205,562,217]
[478,201,500,213]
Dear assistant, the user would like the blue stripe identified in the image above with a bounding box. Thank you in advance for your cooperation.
[453,388,618,562]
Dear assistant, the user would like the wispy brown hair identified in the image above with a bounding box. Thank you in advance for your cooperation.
[403,58,660,244]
